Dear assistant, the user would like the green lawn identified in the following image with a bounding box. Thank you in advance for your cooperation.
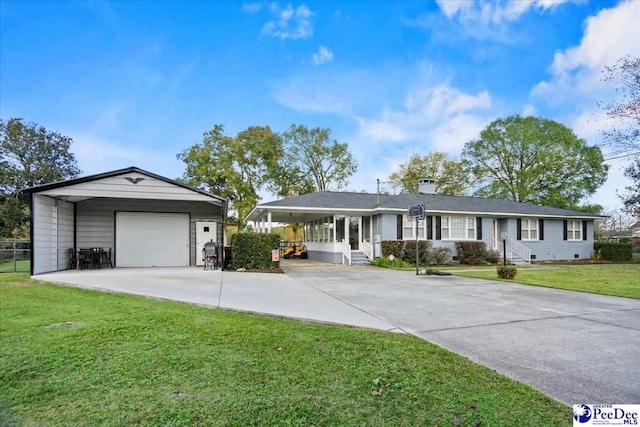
[0,259,30,273]
[453,264,640,299]
[0,274,570,426]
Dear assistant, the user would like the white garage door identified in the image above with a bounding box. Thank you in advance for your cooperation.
[116,212,189,267]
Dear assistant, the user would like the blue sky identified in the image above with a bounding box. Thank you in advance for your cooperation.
[1,0,639,211]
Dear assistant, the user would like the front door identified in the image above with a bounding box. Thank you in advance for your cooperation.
[349,217,360,250]
[196,221,217,266]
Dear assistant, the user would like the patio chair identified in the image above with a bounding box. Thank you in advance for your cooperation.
[101,248,114,269]
[78,249,93,270]
[67,248,77,270]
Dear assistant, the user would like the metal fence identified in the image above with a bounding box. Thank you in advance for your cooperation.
[0,240,31,273]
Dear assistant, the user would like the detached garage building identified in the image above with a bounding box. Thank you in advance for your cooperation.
[23,167,227,275]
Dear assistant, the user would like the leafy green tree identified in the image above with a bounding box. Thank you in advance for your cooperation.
[178,125,282,231]
[600,56,639,154]
[0,118,81,237]
[388,152,469,195]
[462,115,609,209]
[277,124,357,193]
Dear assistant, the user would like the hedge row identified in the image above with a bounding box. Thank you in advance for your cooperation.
[594,242,632,262]
[230,233,281,270]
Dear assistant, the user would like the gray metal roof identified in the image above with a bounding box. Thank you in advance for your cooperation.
[258,191,602,218]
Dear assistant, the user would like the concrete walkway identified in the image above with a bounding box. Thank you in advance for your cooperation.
[35,263,640,405]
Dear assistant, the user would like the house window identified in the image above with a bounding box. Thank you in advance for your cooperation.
[442,216,475,240]
[567,220,582,241]
[403,215,425,240]
[521,219,539,240]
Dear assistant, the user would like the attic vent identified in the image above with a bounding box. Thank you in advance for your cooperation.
[418,179,436,195]
[124,177,145,184]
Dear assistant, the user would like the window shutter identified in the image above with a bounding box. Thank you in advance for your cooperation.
[582,220,588,241]
[427,216,433,240]
[563,220,568,241]
[397,215,402,240]
[436,216,442,240]
[476,217,482,240]
[539,219,544,241]
[517,219,522,240]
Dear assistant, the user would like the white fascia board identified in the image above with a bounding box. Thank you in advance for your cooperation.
[250,204,602,220]
[372,207,603,219]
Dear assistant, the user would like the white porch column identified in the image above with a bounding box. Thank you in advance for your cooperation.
[333,216,336,243]
[267,211,272,233]
[345,217,350,248]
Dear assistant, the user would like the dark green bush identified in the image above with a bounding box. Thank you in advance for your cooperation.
[496,265,517,279]
[403,240,432,265]
[381,240,403,258]
[230,233,281,270]
[593,242,632,262]
[455,242,487,265]
[431,247,452,265]
[485,253,499,264]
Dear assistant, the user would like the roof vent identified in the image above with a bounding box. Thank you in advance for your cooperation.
[418,179,436,195]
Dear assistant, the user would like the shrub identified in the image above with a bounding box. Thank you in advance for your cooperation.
[381,240,403,258]
[485,253,499,264]
[402,241,432,265]
[230,233,281,270]
[431,247,452,265]
[455,242,487,265]
[497,265,517,279]
[593,242,632,262]
[372,257,413,269]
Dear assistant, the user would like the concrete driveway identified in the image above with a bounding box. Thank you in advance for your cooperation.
[282,263,640,406]
[35,263,640,405]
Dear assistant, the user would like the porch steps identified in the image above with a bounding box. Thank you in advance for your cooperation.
[350,251,371,265]
[489,249,529,265]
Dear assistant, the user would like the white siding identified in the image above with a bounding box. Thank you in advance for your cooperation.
[38,172,219,202]
[77,198,223,266]
[57,200,74,269]
[33,195,57,275]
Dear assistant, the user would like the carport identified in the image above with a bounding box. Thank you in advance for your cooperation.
[23,167,227,275]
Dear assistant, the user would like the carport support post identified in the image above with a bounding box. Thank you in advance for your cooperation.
[415,217,419,275]
[503,238,507,265]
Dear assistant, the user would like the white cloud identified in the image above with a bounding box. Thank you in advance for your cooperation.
[522,104,536,116]
[529,1,640,211]
[436,0,579,24]
[70,133,183,178]
[532,0,640,101]
[242,2,261,13]
[355,81,492,150]
[312,46,333,65]
[262,3,313,40]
